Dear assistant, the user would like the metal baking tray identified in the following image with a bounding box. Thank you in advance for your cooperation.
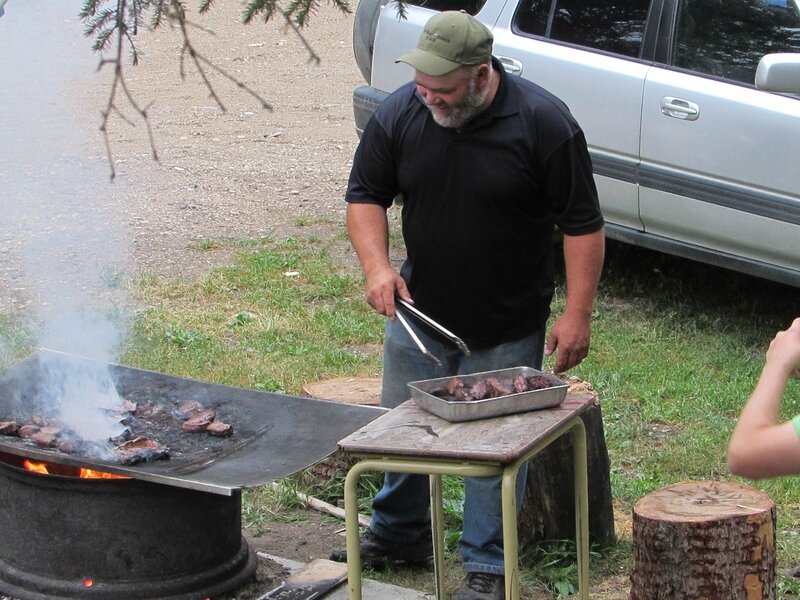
[408,366,568,422]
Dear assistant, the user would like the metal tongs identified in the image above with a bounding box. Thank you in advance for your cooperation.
[394,296,471,367]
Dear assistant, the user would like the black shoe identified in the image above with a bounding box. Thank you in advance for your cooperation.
[453,572,505,600]
[329,529,432,569]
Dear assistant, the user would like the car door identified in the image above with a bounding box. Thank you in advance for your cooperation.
[639,0,800,276]
[491,0,652,230]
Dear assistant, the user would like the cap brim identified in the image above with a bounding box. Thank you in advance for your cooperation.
[395,48,462,77]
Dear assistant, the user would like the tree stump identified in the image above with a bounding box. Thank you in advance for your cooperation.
[301,377,381,406]
[519,383,616,549]
[629,480,776,600]
[301,377,381,487]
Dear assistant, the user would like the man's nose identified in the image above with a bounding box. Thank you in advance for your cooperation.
[418,87,438,106]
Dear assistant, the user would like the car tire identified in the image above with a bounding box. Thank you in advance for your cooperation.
[353,0,390,84]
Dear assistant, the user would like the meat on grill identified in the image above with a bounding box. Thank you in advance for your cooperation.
[133,402,167,419]
[114,436,170,465]
[206,420,233,437]
[181,409,216,433]
[176,400,204,417]
[17,424,40,439]
[31,426,62,448]
[0,395,235,466]
[0,421,18,435]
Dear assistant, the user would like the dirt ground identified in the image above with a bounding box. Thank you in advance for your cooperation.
[97,1,365,281]
[0,0,363,313]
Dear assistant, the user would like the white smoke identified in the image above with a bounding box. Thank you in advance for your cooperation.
[0,2,133,447]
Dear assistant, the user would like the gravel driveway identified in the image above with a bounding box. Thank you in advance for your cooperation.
[0,0,362,314]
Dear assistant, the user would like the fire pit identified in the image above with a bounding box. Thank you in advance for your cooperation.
[0,452,252,600]
[0,350,384,600]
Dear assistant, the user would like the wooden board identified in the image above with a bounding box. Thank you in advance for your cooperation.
[258,559,348,600]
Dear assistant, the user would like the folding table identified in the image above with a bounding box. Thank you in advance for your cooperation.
[338,393,595,600]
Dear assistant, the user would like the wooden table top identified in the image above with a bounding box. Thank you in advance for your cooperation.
[337,393,596,464]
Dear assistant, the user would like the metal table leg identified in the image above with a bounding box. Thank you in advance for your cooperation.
[500,418,590,600]
[430,474,447,599]
[344,458,497,600]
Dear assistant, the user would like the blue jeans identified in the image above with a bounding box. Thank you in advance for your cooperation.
[369,316,545,575]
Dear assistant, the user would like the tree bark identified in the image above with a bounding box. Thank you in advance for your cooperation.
[629,480,776,599]
[518,394,616,549]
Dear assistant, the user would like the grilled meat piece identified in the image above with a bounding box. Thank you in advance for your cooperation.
[0,420,18,435]
[31,426,61,448]
[470,379,488,400]
[176,400,204,417]
[56,438,78,453]
[206,420,233,437]
[453,387,474,402]
[446,377,464,395]
[17,424,40,439]
[114,436,170,465]
[133,402,166,419]
[527,375,553,390]
[484,377,513,398]
[182,409,216,433]
[513,374,528,393]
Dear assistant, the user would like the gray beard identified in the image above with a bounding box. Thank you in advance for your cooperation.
[429,76,491,129]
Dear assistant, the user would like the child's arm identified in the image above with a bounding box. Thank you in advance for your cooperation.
[727,318,800,479]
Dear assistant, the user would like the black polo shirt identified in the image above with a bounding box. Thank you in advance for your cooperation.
[346,57,604,349]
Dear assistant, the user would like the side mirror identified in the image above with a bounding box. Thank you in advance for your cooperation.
[755,53,800,94]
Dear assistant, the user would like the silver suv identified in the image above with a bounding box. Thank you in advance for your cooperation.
[352,0,800,287]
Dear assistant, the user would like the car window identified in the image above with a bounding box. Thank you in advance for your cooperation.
[405,0,488,15]
[673,0,800,84]
[513,0,651,58]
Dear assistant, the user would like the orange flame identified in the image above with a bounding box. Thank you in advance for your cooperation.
[21,459,129,479]
[79,468,128,479]
[22,460,49,474]
[83,578,94,587]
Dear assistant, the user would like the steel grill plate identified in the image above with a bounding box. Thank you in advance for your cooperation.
[0,349,385,494]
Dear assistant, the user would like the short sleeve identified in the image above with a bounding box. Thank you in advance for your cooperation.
[792,415,800,439]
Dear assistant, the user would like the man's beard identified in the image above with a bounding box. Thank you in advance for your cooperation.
[429,75,491,129]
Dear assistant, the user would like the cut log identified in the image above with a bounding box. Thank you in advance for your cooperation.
[629,480,776,599]
[301,377,381,406]
[301,377,381,486]
[518,388,616,549]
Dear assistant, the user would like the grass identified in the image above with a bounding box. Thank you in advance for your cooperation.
[123,235,385,393]
[1,228,798,597]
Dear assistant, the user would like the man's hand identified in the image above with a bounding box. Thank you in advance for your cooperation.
[545,310,591,373]
[546,229,604,373]
[364,266,411,318]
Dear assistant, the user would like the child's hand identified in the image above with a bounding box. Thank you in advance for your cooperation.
[767,317,800,376]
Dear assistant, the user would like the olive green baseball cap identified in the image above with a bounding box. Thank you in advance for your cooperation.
[395,10,493,76]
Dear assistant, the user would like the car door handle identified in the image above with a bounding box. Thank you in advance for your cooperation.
[496,56,523,76]
[660,97,700,121]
